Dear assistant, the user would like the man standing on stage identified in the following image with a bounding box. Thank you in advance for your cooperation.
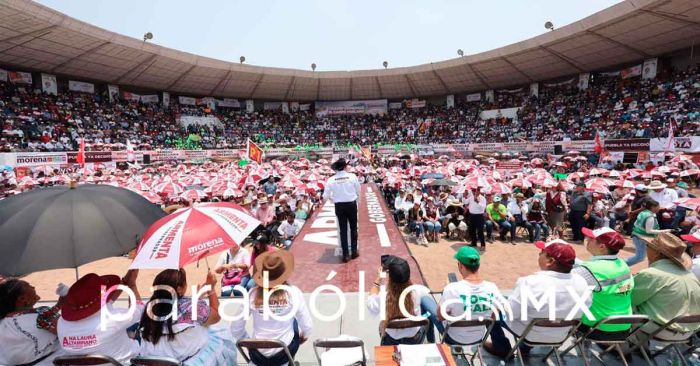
[323,158,361,263]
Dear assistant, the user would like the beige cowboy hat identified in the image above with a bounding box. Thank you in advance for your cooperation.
[647,232,693,269]
[242,197,253,205]
[252,250,295,288]
[449,199,463,207]
[646,180,667,190]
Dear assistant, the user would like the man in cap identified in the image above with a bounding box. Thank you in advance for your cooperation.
[681,231,700,281]
[420,246,503,344]
[485,195,513,243]
[485,239,590,359]
[323,158,361,263]
[569,182,592,243]
[627,184,649,234]
[575,227,634,340]
[632,232,700,343]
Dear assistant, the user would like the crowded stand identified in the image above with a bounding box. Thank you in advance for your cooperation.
[3,66,700,152]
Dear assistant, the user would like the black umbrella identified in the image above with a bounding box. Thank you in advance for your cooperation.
[0,185,166,277]
[428,179,457,187]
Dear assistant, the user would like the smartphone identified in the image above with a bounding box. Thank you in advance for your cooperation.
[447,272,458,283]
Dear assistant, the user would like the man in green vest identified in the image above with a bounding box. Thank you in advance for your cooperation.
[575,227,634,340]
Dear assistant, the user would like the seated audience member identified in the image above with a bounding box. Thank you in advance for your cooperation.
[507,193,532,242]
[423,198,443,243]
[631,232,700,342]
[422,247,504,345]
[139,269,236,364]
[527,199,549,242]
[407,200,427,245]
[367,255,426,345]
[485,196,512,243]
[231,250,312,366]
[575,227,634,340]
[276,213,301,249]
[214,242,252,297]
[0,279,67,366]
[246,234,276,291]
[444,199,466,239]
[58,270,142,364]
[294,193,312,221]
[681,232,700,280]
[254,197,276,234]
[484,239,590,358]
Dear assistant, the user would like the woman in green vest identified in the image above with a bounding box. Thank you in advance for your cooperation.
[627,199,670,266]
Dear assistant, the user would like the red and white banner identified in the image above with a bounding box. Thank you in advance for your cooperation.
[130,202,261,269]
[405,99,426,108]
[247,139,264,163]
[122,92,141,102]
[8,71,32,84]
[41,73,57,95]
[69,80,95,94]
[621,65,642,79]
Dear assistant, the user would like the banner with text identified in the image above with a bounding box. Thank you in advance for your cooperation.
[8,71,32,84]
[179,96,196,106]
[41,73,57,95]
[315,99,388,117]
[642,58,658,80]
[621,65,642,79]
[0,68,7,82]
[650,137,700,152]
[108,85,119,102]
[68,80,95,94]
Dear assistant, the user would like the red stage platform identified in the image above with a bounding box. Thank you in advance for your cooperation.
[289,184,424,292]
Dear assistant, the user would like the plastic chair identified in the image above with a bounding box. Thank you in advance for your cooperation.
[442,318,495,366]
[53,354,122,366]
[504,319,581,366]
[313,337,366,365]
[561,315,653,366]
[384,318,430,345]
[130,356,182,366]
[630,313,700,366]
[237,338,299,366]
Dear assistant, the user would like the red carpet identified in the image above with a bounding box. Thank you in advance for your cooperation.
[289,184,425,292]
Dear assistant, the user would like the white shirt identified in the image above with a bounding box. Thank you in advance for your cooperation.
[440,280,503,344]
[506,271,591,343]
[466,192,487,214]
[0,309,64,366]
[367,291,423,340]
[507,200,523,216]
[216,248,251,269]
[231,286,313,357]
[323,170,361,203]
[648,189,678,209]
[277,220,301,238]
[692,255,700,281]
[394,195,407,210]
[58,302,145,364]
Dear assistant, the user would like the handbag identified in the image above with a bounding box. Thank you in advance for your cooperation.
[221,252,244,287]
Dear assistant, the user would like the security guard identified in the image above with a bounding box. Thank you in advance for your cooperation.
[323,158,361,263]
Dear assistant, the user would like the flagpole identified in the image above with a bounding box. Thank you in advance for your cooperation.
[246,138,251,161]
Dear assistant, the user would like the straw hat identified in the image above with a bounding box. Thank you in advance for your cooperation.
[242,197,253,205]
[647,180,667,190]
[449,199,463,207]
[252,250,295,288]
[439,192,449,200]
[647,232,693,269]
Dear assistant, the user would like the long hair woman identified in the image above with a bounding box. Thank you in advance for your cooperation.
[138,269,236,365]
[367,255,425,345]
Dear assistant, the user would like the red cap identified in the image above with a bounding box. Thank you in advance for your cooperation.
[681,231,700,244]
[535,239,576,269]
[582,227,626,251]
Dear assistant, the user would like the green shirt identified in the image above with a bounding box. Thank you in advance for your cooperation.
[486,203,508,221]
[632,259,700,334]
[581,257,634,332]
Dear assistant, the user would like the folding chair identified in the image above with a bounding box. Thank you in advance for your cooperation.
[442,319,495,366]
[130,356,182,366]
[503,319,580,366]
[561,315,653,366]
[630,313,700,366]
[384,318,430,344]
[313,337,366,365]
[237,339,299,366]
[53,355,122,366]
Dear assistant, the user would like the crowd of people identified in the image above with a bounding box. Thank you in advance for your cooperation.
[2,66,700,152]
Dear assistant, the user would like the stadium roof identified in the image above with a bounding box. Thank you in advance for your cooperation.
[1,0,700,101]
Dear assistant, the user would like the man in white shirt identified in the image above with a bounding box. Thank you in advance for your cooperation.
[484,239,591,359]
[394,189,407,222]
[647,180,678,229]
[420,246,504,344]
[277,213,301,249]
[508,193,533,242]
[322,158,361,262]
[466,188,488,249]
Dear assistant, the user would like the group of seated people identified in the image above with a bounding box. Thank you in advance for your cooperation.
[3,65,700,152]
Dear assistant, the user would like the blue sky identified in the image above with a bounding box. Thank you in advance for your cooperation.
[37,0,621,71]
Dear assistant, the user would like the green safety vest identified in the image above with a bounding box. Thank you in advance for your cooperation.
[632,210,659,238]
[580,258,634,332]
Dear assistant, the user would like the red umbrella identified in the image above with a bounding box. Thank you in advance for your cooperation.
[179,189,207,201]
[680,169,700,177]
[154,181,184,196]
[677,197,700,210]
[508,177,532,189]
[614,179,636,189]
[130,202,261,269]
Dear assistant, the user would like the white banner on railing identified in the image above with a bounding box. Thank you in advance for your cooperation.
[578,73,590,90]
[179,115,223,128]
[466,93,481,102]
[108,85,119,102]
[122,92,141,102]
[218,98,240,108]
[642,58,658,80]
[485,90,494,102]
[246,100,255,113]
[162,92,170,107]
[179,96,196,106]
[446,95,455,109]
[315,99,387,117]
[389,102,403,109]
[69,80,95,94]
[480,107,520,121]
[264,102,285,111]
[650,136,700,152]
[621,65,642,79]
[9,71,32,84]
[140,94,159,104]
[41,73,57,95]
[0,68,7,82]
[406,99,426,108]
[529,83,539,97]
[300,104,311,111]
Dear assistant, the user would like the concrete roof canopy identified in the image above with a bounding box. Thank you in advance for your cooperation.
[1,0,699,101]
